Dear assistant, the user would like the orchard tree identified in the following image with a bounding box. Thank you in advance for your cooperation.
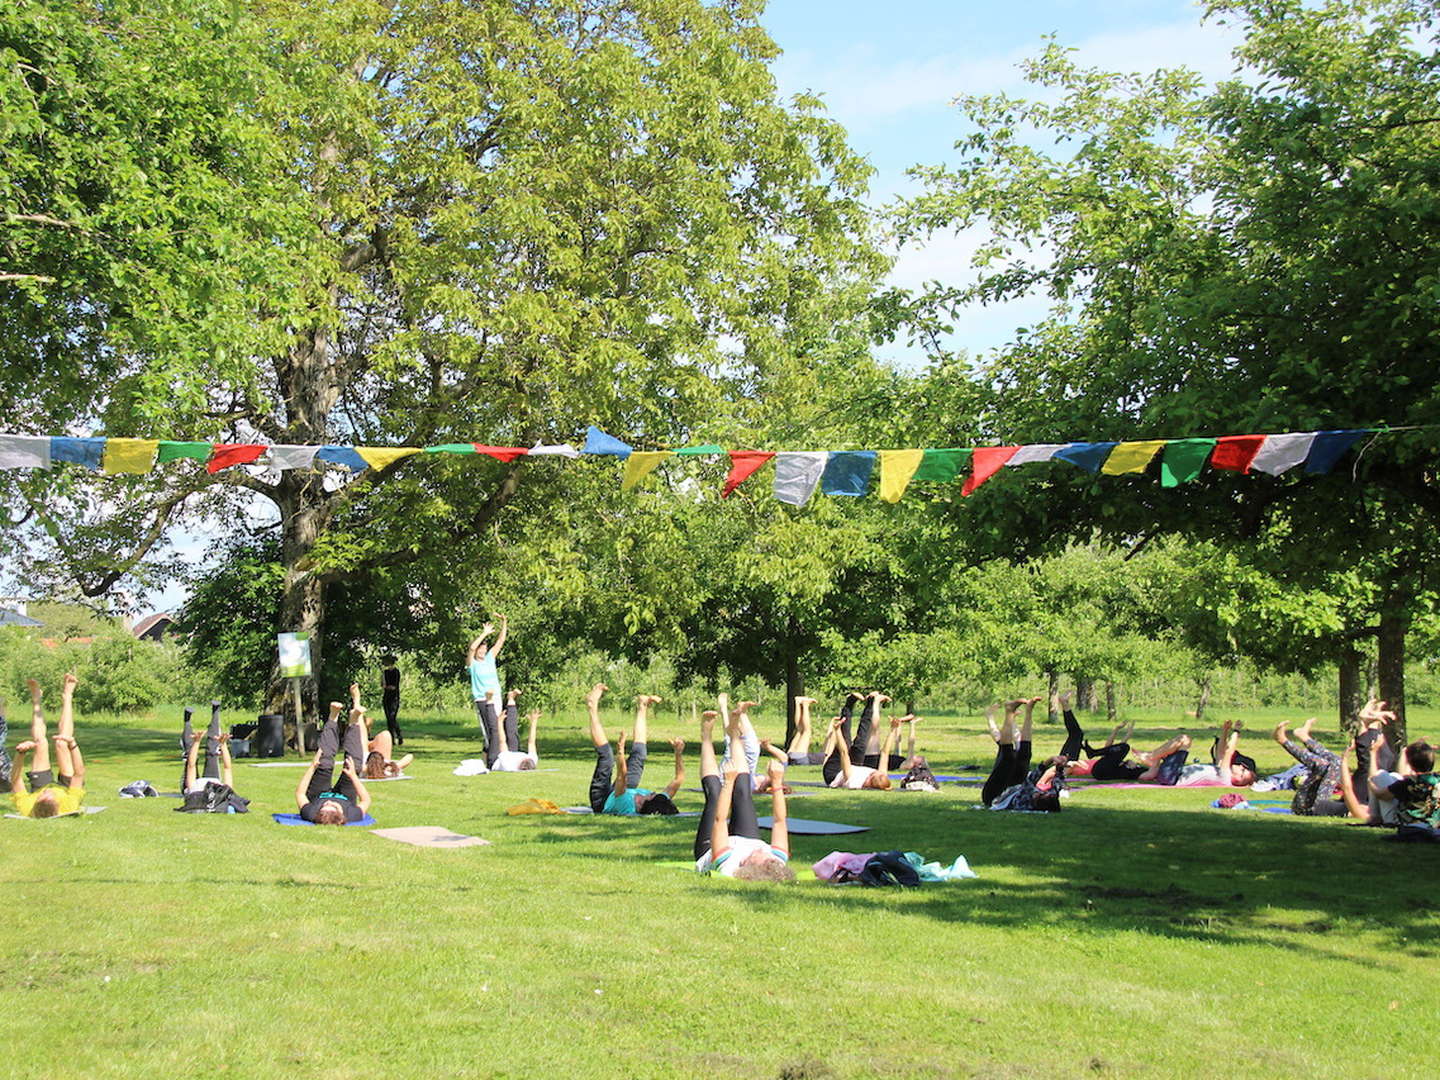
[893,0,1440,718]
[2,0,883,711]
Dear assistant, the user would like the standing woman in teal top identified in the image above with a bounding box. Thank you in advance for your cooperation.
[467,614,508,765]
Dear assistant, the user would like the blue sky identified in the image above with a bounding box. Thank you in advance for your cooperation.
[136,1,1241,615]
[761,0,1242,364]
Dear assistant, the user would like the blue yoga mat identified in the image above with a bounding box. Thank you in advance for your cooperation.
[272,812,377,827]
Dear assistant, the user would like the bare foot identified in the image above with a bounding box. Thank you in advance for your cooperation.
[1272,720,1288,744]
[766,760,785,783]
[508,689,521,703]
[585,683,608,706]
[27,679,41,703]
[61,673,79,696]
[700,711,717,736]
[1028,695,1044,705]
[1059,691,1071,709]
[795,696,817,706]
[1295,717,1317,742]
[348,682,361,705]
[670,737,685,752]
[1005,699,1026,710]
[328,701,344,718]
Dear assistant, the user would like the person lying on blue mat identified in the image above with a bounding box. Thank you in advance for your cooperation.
[294,701,373,825]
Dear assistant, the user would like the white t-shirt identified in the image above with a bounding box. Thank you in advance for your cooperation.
[1371,770,1403,825]
[829,765,876,790]
[492,750,538,772]
[187,777,224,794]
[696,835,789,877]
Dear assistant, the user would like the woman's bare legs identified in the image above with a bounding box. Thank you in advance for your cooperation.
[786,697,816,756]
[526,709,541,760]
[52,674,79,779]
[27,679,50,775]
[1134,734,1191,782]
[586,684,610,749]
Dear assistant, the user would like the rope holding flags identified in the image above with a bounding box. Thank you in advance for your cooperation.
[0,424,1413,506]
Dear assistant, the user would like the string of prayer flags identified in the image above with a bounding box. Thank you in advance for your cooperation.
[961,446,1019,496]
[0,425,1395,506]
[722,451,775,498]
[878,449,925,502]
[1160,439,1217,487]
[1052,442,1117,474]
[773,452,828,506]
[821,451,875,496]
[621,450,673,491]
[1101,440,1166,476]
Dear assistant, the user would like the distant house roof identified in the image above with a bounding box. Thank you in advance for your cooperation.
[0,609,42,628]
[133,613,176,640]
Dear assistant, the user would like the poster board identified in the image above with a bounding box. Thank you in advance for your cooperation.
[277,632,312,678]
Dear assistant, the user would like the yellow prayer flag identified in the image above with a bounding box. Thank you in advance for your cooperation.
[877,449,926,503]
[355,447,420,471]
[101,438,159,475]
[1101,440,1167,476]
[621,451,673,491]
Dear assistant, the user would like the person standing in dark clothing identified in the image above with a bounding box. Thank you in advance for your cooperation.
[380,655,402,746]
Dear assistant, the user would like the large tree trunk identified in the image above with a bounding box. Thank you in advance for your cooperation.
[1337,643,1366,735]
[1193,675,1212,725]
[1045,667,1060,724]
[1378,607,1408,744]
[1105,680,1117,724]
[1075,677,1098,711]
[267,472,329,723]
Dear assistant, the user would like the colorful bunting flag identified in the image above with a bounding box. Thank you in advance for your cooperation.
[910,448,970,484]
[1006,444,1065,467]
[102,438,159,475]
[315,445,369,473]
[773,452,827,506]
[472,445,530,463]
[207,444,266,474]
[722,451,775,498]
[1052,442,1118,474]
[356,447,421,471]
[1249,432,1316,476]
[527,442,580,458]
[1160,438,1216,487]
[621,451,673,491]
[962,446,1020,496]
[425,443,479,455]
[1304,430,1366,474]
[50,437,105,470]
[267,445,320,470]
[0,435,51,469]
[157,441,212,463]
[674,444,725,456]
[1209,434,1266,473]
[1101,440,1166,476]
[878,449,925,503]
[582,426,632,458]
[821,451,875,496]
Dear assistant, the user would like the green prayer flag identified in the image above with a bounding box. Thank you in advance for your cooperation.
[156,441,212,463]
[673,444,725,456]
[910,448,971,484]
[1160,438,1217,487]
[425,443,479,454]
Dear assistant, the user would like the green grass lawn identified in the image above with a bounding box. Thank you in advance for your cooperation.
[3,701,1437,1079]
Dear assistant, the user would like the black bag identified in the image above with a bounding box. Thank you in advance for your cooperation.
[899,761,940,791]
[857,850,921,887]
[175,782,250,814]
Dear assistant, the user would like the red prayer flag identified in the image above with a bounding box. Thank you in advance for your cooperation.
[722,451,776,498]
[1209,434,1265,473]
[206,443,266,473]
[472,444,531,463]
[961,446,1020,496]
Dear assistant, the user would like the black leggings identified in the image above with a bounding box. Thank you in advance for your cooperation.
[694,773,760,860]
[588,742,647,813]
[982,740,1033,807]
[1060,709,1084,761]
[837,693,860,750]
[1089,743,1147,782]
[180,704,224,791]
[382,691,402,744]
[475,700,501,766]
[306,716,365,802]
[503,701,520,757]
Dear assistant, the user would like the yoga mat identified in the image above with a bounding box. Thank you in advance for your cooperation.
[362,774,414,782]
[685,787,814,797]
[248,762,309,768]
[271,812,377,827]
[372,826,490,848]
[758,816,867,835]
[561,806,702,818]
[5,806,106,820]
[887,773,983,782]
[1071,782,1240,791]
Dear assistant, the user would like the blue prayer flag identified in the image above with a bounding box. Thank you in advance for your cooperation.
[1302,430,1366,474]
[1052,442,1118,474]
[582,426,633,458]
[49,437,105,470]
[821,451,876,496]
[315,445,369,473]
